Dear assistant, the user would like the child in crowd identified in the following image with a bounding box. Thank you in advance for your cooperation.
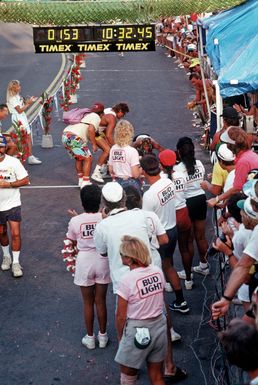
[63,185,110,349]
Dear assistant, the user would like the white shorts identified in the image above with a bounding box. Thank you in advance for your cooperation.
[74,250,111,287]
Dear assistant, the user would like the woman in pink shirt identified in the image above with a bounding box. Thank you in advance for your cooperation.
[115,235,167,385]
[109,120,141,193]
[208,126,258,207]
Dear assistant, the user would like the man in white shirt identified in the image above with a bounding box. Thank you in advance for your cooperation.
[0,133,29,277]
[141,155,189,313]
[94,182,168,294]
[62,102,104,188]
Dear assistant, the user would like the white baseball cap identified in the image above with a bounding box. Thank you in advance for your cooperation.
[217,143,235,161]
[237,197,258,219]
[243,180,258,203]
[102,182,123,203]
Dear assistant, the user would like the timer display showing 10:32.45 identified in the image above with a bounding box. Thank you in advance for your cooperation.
[33,25,155,43]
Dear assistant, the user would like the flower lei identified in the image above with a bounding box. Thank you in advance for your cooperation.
[41,93,54,134]
[61,237,77,276]
[10,121,30,163]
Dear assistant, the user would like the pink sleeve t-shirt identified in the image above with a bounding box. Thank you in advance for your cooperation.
[109,144,140,178]
[66,212,102,251]
[116,265,165,319]
[233,150,258,190]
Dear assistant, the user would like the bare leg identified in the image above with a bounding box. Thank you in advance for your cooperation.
[120,365,138,385]
[164,308,176,376]
[80,285,95,336]
[75,159,83,174]
[193,219,208,263]
[96,138,110,166]
[162,258,181,291]
[8,221,21,251]
[95,283,108,334]
[82,157,92,178]
[0,224,9,247]
[147,361,165,385]
[178,228,194,281]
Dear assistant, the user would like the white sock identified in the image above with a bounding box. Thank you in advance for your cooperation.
[2,245,11,258]
[200,262,208,269]
[12,251,20,264]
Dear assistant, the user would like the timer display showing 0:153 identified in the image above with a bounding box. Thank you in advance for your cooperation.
[99,26,153,40]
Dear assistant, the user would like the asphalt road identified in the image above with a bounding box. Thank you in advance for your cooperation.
[0,32,236,385]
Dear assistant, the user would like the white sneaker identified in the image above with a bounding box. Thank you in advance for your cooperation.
[185,280,194,290]
[91,170,104,183]
[170,328,181,342]
[97,332,109,348]
[193,264,210,276]
[82,334,95,349]
[165,282,173,292]
[12,263,23,278]
[78,178,83,188]
[1,256,12,271]
[177,270,193,280]
[28,155,42,165]
[80,180,92,189]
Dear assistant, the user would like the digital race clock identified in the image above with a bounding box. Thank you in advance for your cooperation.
[33,24,155,53]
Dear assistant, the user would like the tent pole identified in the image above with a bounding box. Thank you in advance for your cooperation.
[198,25,211,120]
[214,80,223,132]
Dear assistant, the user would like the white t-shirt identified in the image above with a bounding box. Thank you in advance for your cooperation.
[133,208,165,268]
[116,265,165,319]
[94,209,153,293]
[109,144,140,178]
[7,94,30,133]
[160,171,186,210]
[223,169,235,192]
[0,155,28,211]
[63,112,100,142]
[66,212,102,251]
[243,224,258,263]
[142,177,176,230]
[232,223,252,302]
[173,160,205,198]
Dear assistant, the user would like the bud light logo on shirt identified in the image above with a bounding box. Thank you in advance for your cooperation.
[173,177,184,191]
[158,185,175,206]
[112,149,126,162]
[80,222,97,239]
[186,166,203,182]
[137,273,163,298]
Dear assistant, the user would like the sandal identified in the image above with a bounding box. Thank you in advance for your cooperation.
[164,367,188,384]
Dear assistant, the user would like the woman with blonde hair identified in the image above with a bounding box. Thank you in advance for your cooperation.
[115,235,167,385]
[108,119,141,192]
[6,79,41,164]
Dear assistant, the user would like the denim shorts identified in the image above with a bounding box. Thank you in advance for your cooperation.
[0,206,22,225]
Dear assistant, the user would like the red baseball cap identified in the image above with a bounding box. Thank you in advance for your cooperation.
[159,149,177,166]
[91,102,104,113]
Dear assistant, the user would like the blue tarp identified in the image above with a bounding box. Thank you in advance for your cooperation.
[198,0,258,97]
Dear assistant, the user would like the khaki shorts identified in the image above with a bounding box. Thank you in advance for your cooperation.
[115,314,167,369]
